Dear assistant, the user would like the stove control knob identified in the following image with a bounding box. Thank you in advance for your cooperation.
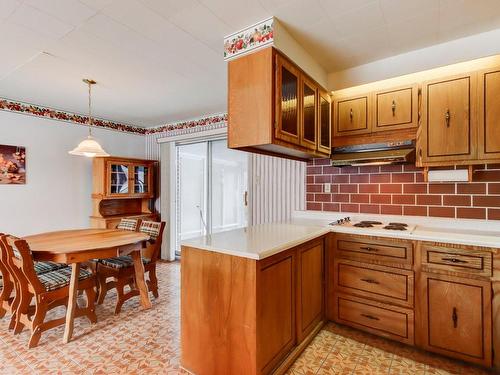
[346,217,351,222]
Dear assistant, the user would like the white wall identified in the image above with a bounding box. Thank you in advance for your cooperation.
[329,28,500,89]
[0,111,145,236]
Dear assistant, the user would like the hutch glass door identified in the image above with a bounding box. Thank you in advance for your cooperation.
[134,165,149,194]
[110,164,129,194]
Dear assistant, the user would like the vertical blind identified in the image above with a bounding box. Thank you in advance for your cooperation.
[249,153,306,224]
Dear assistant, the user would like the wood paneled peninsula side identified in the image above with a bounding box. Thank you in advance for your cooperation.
[180,224,330,375]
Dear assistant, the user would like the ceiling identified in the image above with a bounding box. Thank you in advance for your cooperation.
[1,0,500,128]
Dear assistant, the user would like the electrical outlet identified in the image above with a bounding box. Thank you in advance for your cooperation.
[324,183,331,193]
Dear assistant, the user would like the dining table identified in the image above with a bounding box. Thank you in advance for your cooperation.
[23,228,151,343]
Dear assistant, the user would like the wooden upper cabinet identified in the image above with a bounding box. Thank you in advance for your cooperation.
[374,85,419,132]
[334,95,370,137]
[228,47,330,160]
[479,68,500,160]
[317,90,331,154]
[300,75,318,150]
[420,273,491,367]
[276,54,301,145]
[296,239,324,342]
[419,73,477,165]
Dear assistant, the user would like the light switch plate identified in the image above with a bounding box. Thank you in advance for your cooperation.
[324,183,331,193]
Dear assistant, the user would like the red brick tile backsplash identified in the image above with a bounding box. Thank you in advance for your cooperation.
[306,159,500,220]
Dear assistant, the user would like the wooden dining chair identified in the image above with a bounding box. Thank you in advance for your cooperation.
[2,235,97,348]
[0,233,16,327]
[0,235,67,330]
[96,220,165,314]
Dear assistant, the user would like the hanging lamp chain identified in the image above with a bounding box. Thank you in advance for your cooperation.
[88,80,92,137]
[83,78,96,137]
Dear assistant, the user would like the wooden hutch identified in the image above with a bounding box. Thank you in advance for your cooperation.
[90,156,158,229]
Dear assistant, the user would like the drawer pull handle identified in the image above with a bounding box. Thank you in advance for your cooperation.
[441,257,468,264]
[360,278,379,284]
[361,313,379,321]
[350,108,353,121]
[452,307,458,328]
[391,100,396,116]
[360,246,378,252]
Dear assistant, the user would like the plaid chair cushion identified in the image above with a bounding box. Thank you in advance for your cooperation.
[139,221,162,241]
[99,256,151,269]
[38,267,93,292]
[117,218,139,231]
[34,261,67,275]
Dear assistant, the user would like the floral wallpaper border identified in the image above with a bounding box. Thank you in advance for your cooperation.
[224,17,274,61]
[145,113,228,135]
[1,97,229,136]
[0,98,146,135]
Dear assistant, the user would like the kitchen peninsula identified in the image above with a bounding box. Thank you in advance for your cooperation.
[181,212,500,375]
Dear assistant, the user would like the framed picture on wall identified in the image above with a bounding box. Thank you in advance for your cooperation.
[0,144,26,184]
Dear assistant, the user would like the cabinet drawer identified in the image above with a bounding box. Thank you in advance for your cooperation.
[375,86,417,131]
[335,235,413,265]
[334,293,414,345]
[334,96,370,136]
[421,244,492,278]
[334,259,414,308]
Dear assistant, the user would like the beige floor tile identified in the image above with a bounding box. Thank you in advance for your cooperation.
[0,262,494,375]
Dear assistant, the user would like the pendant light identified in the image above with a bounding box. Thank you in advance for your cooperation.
[69,79,110,157]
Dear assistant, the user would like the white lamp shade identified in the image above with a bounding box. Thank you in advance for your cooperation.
[68,136,110,157]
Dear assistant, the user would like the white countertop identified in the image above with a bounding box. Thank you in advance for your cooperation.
[182,223,330,260]
[181,211,500,260]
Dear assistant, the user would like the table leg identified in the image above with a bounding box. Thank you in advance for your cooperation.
[63,263,80,343]
[131,250,152,309]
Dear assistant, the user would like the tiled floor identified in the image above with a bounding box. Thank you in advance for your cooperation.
[286,324,493,375]
[0,261,494,374]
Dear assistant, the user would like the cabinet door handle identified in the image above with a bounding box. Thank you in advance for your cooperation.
[360,246,378,252]
[441,257,468,264]
[445,109,451,127]
[391,100,396,116]
[360,278,379,284]
[349,108,353,121]
[361,313,380,321]
[452,307,458,328]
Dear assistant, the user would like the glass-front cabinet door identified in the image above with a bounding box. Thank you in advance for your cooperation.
[109,163,129,195]
[276,54,300,145]
[318,90,331,155]
[300,76,317,149]
[133,165,150,194]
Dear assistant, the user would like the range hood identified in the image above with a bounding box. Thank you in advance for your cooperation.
[331,140,416,167]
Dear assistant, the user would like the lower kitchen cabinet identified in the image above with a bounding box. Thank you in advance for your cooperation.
[181,236,326,375]
[418,272,492,367]
[258,249,297,374]
[329,234,496,369]
[296,239,324,342]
